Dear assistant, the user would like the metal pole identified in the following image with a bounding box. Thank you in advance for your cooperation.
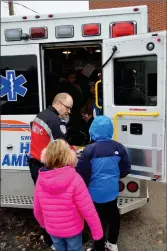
[8,1,14,15]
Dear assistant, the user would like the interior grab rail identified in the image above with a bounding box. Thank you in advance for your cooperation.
[95,80,102,109]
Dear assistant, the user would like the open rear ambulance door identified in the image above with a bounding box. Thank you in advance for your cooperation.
[0,44,42,208]
[102,31,166,183]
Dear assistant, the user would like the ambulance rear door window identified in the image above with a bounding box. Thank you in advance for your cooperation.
[114,55,157,106]
[0,55,39,115]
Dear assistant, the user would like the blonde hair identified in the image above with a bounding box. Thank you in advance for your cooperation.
[41,139,76,169]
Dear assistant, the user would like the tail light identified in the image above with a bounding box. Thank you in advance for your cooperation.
[30,27,48,40]
[119,181,125,192]
[127,181,138,193]
[110,21,137,38]
[82,23,101,37]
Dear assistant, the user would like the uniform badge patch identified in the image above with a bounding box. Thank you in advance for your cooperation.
[60,125,67,134]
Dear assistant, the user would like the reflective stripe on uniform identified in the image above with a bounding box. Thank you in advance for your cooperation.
[34,117,54,142]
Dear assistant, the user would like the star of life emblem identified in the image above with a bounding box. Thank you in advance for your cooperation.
[0,70,27,101]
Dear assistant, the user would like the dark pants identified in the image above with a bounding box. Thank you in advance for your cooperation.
[29,158,53,247]
[94,199,120,251]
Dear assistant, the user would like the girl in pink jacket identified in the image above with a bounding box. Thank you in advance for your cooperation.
[33,139,103,251]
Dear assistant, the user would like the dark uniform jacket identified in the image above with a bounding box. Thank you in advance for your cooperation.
[30,106,66,161]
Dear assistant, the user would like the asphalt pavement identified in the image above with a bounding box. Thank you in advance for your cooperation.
[0,181,166,251]
[118,181,166,251]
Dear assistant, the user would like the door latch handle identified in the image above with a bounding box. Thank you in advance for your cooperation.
[7,144,13,150]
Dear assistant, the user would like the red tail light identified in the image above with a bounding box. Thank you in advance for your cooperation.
[119,181,125,192]
[127,181,138,193]
[110,21,136,38]
[82,24,101,37]
[30,27,48,40]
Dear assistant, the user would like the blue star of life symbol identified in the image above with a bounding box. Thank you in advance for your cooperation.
[0,70,27,101]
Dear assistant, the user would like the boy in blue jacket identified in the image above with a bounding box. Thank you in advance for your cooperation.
[76,115,131,251]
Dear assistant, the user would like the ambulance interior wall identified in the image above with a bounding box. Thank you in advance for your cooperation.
[43,45,102,107]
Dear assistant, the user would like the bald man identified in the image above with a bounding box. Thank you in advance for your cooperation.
[30,93,73,182]
[28,93,73,249]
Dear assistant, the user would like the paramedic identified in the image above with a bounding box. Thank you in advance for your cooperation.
[29,92,73,183]
[29,93,73,250]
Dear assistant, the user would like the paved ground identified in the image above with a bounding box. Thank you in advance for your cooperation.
[117,181,166,251]
[0,181,166,251]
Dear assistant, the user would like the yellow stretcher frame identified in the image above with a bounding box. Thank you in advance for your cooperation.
[113,112,160,141]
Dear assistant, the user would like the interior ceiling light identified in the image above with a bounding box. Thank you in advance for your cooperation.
[95,49,101,53]
[62,50,71,55]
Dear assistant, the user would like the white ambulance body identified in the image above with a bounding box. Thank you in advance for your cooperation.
[1,5,166,214]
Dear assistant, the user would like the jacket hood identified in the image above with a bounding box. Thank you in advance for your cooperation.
[38,166,75,194]
[89,115,113,141]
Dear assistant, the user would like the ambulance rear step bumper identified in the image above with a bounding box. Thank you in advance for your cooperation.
[1,195,148,212]
[118,196,148,214]
[1,195,33,209]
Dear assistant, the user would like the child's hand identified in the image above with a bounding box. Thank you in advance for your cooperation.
[82,113,92,122]
[70,145,77,151]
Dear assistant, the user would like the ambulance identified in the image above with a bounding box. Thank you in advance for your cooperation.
[0,5,166,214]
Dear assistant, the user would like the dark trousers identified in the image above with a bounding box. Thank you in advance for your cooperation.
[94,199,120,251]
[29,158,53,247]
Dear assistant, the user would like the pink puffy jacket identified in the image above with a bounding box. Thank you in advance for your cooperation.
[33,166,103,240]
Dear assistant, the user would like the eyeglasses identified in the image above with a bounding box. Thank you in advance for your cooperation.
[58,101,72,111]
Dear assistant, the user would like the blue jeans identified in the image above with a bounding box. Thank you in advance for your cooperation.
[50,233,83,251]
